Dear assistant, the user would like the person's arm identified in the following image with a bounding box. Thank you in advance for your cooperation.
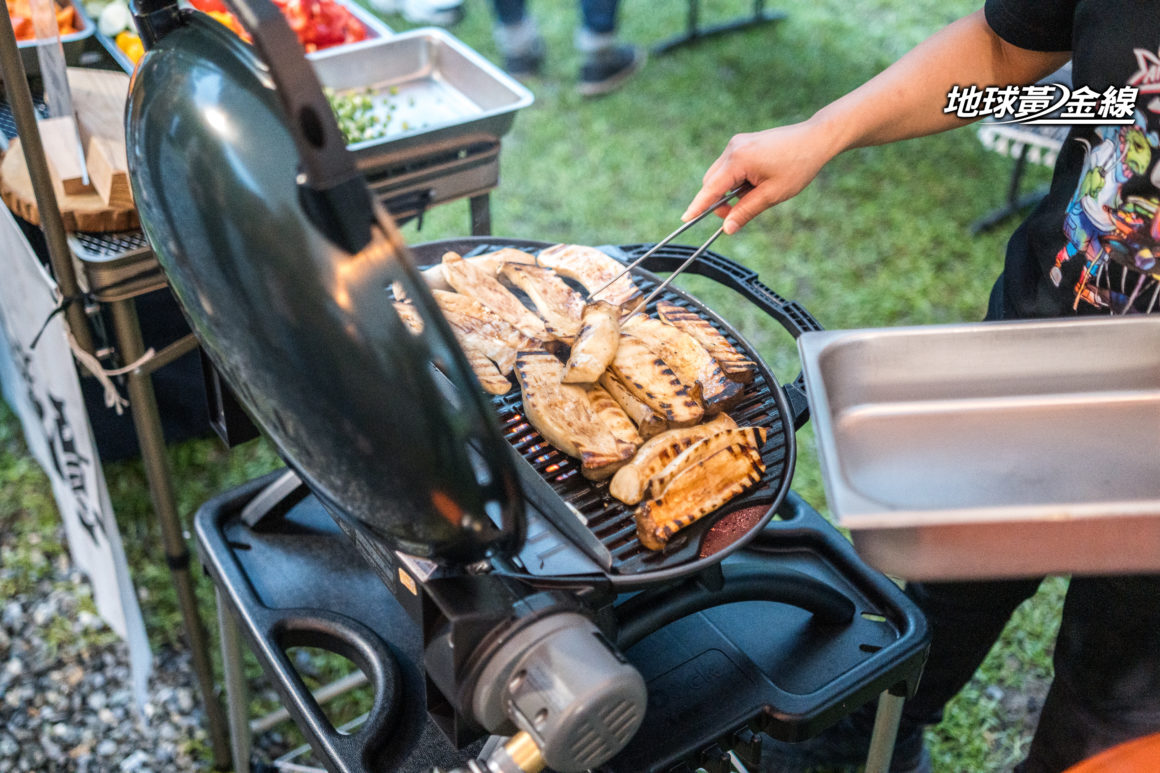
[683,8,1071,233]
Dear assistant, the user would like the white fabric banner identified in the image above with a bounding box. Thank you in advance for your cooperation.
[0,205,151,705]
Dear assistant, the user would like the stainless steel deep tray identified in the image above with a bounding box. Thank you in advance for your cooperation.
[307,27,533,164]
[798,316,1160,580]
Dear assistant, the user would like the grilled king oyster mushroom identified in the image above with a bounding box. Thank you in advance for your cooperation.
[420,247,536,291]
[562,300,621,384]
[514,351,636,480]
[655,300,757,384]
[608,413,736,505]
[394,302,511,395]
[646,426,767,500]
[499,263,586,344]
[431,289,538,374]
[622,314,743,413]
[635,439,766,551]
[609,334,704,428]
[536,243,642,309]
[598,371,667,439]
[586,383,643,451]
[442,251,549,341]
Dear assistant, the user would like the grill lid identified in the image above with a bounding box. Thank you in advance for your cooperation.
[124,0,525,562]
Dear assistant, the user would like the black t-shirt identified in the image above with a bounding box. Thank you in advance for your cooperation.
[985,0,1160,317]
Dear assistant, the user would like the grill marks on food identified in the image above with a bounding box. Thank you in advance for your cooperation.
[598,372,667,439]
[622,314,743,413]
[657,300,757,383]
[610,335,703,428]
[515,351,638,480]
[563,300,621,384]
[442,251,550,341]
[536,243,643,309]
[608,414,737,505]
[499,263,586,344]
[634,434,766,551]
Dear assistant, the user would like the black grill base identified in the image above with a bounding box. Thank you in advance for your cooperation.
[195,474,928,773]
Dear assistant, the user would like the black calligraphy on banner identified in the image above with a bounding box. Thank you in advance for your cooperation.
[10,337,106,548]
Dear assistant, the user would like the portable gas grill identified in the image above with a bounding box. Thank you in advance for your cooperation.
[121,1,929,770]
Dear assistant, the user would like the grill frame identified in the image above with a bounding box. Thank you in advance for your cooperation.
[406,237,821,589]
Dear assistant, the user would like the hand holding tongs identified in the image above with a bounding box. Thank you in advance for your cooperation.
[590,182,753,316]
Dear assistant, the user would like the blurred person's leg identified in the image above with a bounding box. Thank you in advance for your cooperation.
[492,0,545,75]
[1017,574,1160,773]
[575,0,643,96]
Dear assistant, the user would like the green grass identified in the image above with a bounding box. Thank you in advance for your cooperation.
[0,0,1070,769]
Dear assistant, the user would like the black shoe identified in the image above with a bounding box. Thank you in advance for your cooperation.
[577,44,645,97]
[503,36,546,78]
[759,714,932,773]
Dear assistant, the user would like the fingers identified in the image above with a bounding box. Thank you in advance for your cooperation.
[681,171,744,223]
[721,187,768,234]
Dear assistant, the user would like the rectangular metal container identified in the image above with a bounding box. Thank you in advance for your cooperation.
[307,27,533,167]
[798,316,1160,580]
[93,0,392,74]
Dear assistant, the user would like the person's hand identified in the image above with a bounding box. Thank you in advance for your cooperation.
[682,121,838,234]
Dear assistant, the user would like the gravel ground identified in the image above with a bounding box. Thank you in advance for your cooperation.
[0,551,213,773]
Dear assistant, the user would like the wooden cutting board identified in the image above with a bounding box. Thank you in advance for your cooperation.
[1,137,139,231]
[0,67,138,232]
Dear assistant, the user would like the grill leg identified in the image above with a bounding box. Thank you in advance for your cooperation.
[218,589,253,773]
[864,691,905,773]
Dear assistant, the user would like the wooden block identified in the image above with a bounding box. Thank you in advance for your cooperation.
[1,137,139,232]
[67,68,131,148]
[86,135,133,208]
[38,115,92,197]
[67,68,133,208]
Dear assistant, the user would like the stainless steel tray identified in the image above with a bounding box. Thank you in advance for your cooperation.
[93,0,392,74]
[798,316,1160,580]
[307,27,533,166]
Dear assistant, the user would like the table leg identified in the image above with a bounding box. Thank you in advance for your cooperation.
[106,297,232,770]
[470,194,491,236]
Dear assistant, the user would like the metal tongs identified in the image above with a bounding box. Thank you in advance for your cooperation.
[591,182,753,316]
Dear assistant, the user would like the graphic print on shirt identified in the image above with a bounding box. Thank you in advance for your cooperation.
[1051,47,1160,313]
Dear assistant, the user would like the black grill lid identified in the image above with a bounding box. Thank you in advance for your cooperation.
[124,0,525,562]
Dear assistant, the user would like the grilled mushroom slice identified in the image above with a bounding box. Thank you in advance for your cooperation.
[608,413,736,505]
[442,251,549,341]
[622,314,743,413]
[499,263,586,343]
[420,247,537,290]
[598,372,667,439]
[635,442,765,551]
[646,426,767,500]
[395,302,512,395]
[586,384,643,450]
[536,243,643,309]
[562,300,621,384]
[609,334,704,428]
[432,290,538,374]
[656,300,757,384]
[515,351,636,480]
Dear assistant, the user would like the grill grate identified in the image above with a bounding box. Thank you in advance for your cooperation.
[488,273,790,576]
